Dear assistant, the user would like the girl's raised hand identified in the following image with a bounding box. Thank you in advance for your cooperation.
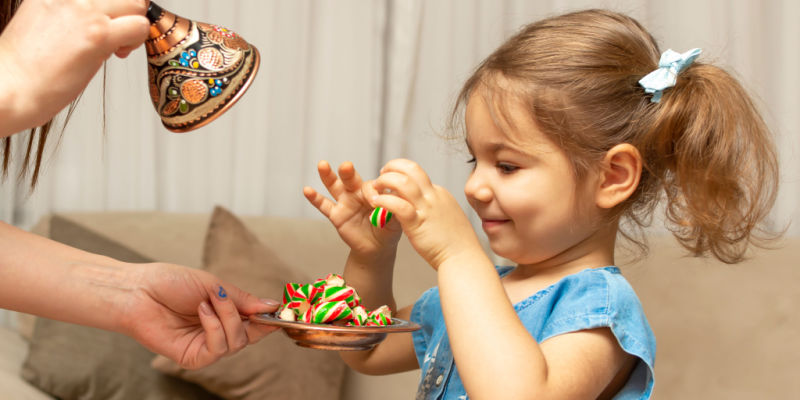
[304,161,402,257]
[370,159,482,269]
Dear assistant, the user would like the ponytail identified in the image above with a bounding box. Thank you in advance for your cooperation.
[637,63,779,263]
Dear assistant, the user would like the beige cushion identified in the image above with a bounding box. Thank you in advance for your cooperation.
[20,216,217,400]
[621,237,800,399]
[0,327,53,400]
[22,318,218,400]
[152,206,347,400]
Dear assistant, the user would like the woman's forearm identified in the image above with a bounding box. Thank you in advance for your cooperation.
[0,221,134,332]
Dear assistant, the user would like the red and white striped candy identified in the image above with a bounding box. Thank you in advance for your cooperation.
[310,300,353,324]
[282,282,301,304]
[284,298,313,316]
[368,305,393,326]
[369,207,392,228]
[324,273,345,287]
[351,305,369,326]
[321,286,357,306]
[278,306,296,321]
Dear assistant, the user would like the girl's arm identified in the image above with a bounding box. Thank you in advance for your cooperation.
[304,161,417,373]
[339,304,419,375]
[372,159,633,399]
[437,251,633,399]
[342,248,398,313]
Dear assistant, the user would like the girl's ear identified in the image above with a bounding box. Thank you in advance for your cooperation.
[595,144,642,209]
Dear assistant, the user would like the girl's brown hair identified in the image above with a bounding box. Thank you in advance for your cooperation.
[453,9,779,263]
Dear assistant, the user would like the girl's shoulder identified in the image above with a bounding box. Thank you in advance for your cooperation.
[513,266,645,327]
[511,266,635,313]
[519,266,656,397]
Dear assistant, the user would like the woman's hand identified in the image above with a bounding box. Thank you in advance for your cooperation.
[122,263,279,370]
[369,159,482,269]
[0,0,150,135]
[304,160,402,259]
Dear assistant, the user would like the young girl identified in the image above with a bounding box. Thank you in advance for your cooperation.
[303,9,778,399]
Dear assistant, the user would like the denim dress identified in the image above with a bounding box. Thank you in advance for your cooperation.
[410,266,656,400]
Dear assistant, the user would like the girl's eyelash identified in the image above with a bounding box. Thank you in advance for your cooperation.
[497,163,518,173]
[466,157,476,164]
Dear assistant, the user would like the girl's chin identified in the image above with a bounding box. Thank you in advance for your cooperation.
[488,240,547,266]
[488,240,515,260]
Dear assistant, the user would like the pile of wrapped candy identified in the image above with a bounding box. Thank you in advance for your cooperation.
[277,273,393,326]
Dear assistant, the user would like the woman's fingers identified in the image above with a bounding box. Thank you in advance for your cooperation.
[244,322,280,344]
[106,15,149,56]
[207,285,249,355]
[197,301,228,359]
[96,0,148,18]
[114,45,138,58]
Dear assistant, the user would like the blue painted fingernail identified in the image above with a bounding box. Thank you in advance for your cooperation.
[217,285,228,300]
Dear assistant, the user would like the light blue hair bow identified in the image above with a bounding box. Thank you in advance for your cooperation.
[638,48,702,103]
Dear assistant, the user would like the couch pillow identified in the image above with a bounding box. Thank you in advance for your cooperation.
[151,206,347,400]
[22,318,220,400]
[20,215,218,400]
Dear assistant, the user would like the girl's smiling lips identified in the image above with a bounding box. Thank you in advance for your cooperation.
[481,218,510,231]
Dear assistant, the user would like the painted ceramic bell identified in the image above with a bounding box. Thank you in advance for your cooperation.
[145,2,260,132]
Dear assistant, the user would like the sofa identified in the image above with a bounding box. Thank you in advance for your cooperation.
[1,209,798,399]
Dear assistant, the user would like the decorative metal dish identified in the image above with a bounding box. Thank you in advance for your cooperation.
[250,313,421,351]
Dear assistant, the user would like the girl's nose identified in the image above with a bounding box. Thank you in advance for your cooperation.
[464,170,492,203]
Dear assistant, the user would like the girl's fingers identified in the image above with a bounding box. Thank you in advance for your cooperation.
[207,285,249,355]
[374,171,424,204]
[379,159,433,189]
[303,186,334,218]
[317,160,345,199]
[338,162,363,193]
[372,194,418,227]
[197,301,228,358]
[362,181,380,207]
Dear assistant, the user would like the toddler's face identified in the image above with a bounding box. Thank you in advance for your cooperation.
[463,90,602,266]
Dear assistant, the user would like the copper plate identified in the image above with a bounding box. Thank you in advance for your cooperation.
[250,313,421,351]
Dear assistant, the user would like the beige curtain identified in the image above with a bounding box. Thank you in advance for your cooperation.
[2,0,797,237]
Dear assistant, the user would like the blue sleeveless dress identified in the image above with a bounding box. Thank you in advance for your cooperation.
[410,266,656,399]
